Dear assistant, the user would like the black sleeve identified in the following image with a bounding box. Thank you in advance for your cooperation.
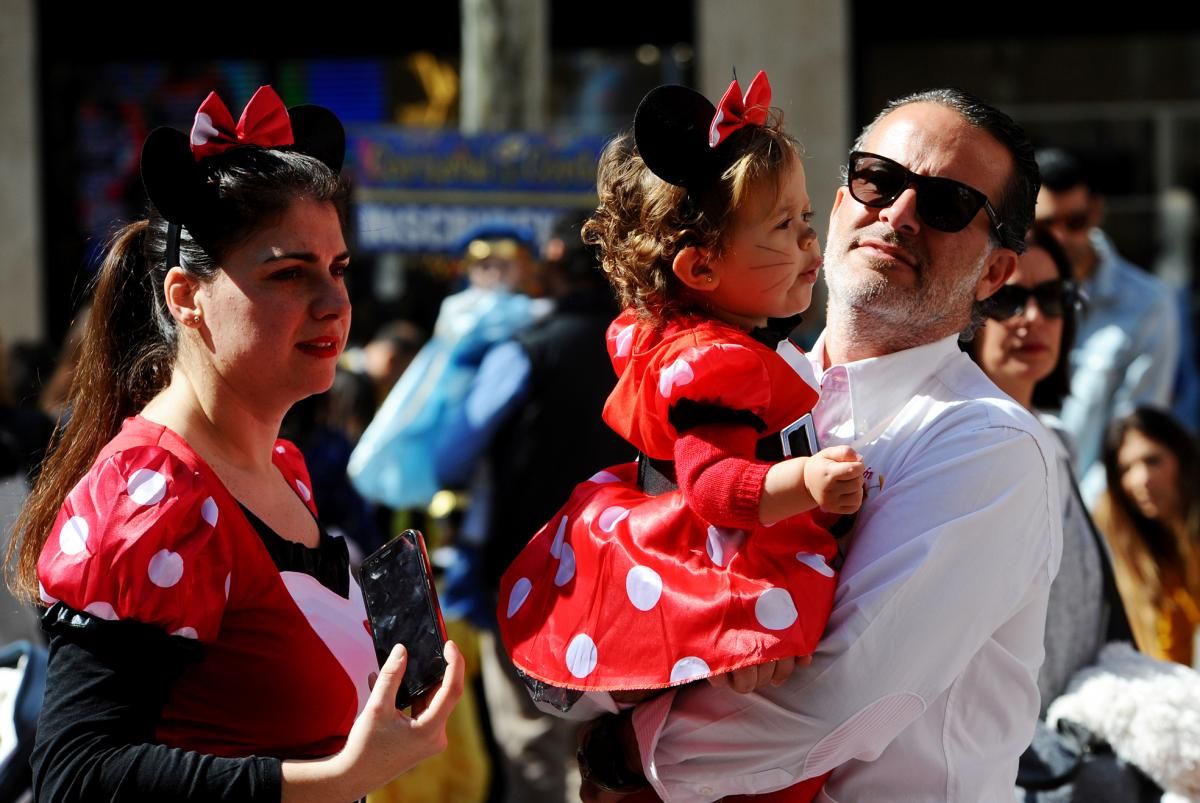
[32,603,282,803]
[667,398,767,435]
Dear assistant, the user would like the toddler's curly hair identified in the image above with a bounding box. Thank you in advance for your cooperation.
[582,113,800,324]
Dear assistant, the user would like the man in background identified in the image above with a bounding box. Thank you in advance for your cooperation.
[1035,147,1180,504]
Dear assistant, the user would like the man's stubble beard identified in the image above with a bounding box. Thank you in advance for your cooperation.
[824,228,988,356]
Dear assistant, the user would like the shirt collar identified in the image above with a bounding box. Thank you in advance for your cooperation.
[1084,228,1122,301]
[807,332,964,442]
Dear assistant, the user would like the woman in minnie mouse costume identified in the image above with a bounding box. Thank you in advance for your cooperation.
[7,86,464,802]
[498,72,864,729]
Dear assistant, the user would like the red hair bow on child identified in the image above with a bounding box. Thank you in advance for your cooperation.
[189,85,294,160]
[708,70,771,148]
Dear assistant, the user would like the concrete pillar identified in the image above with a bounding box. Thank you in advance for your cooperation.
[696,0,852,234]
[460,0,548,132]
[696,0,851,337]
[0,0,42,343]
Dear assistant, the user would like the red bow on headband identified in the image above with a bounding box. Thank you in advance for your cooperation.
[708,70,772,149]
[189,85,294,160]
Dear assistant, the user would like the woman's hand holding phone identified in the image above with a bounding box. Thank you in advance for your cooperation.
[281,640,466,802]
[341,640,466,782]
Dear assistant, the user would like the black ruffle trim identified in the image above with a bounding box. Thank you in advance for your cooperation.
[668,398,767,435]
[239,506,351,599]
[41,601,203,671]
[749,314,804,349]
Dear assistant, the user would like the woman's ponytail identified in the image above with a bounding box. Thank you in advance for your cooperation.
[6,220,171,602]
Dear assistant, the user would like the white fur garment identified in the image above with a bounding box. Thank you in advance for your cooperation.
[1047,642,1200,800]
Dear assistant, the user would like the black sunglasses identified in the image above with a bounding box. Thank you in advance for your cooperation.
[847,151,1007,245]
[982,279,1077,321]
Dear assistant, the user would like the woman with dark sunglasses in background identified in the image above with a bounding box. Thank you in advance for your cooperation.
[967,228,1148,801]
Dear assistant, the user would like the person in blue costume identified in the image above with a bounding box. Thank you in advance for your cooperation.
[348,223,542,510]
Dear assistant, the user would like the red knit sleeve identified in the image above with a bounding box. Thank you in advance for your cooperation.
[674,423,770,530]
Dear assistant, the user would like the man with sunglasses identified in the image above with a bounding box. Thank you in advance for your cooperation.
[1035,147,1181,507]
[582,90,1062,803]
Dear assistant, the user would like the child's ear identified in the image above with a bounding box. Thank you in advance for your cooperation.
[672,246,718,292]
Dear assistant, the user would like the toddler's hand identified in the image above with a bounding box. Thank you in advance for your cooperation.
[803,446,865,515]
[707,656,810,693]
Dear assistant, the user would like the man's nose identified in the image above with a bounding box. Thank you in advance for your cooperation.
[877,186,921,235]
[1126,464,1149,490]
[1041,221,1069,245]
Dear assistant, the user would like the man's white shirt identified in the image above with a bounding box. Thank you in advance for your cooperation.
[632,332,1063,802]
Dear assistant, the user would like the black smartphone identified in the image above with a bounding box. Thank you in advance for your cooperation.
[360,529,449,709]
[780,413,820,458]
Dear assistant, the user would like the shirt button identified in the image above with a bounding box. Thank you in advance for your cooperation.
[700,786,714,796]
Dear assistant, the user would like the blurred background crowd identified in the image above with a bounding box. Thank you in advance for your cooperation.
[3,2,1200,801]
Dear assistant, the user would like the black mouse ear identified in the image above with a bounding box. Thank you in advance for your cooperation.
[289,104,346,173]
[633,84,720,190]
[140,127,209,224]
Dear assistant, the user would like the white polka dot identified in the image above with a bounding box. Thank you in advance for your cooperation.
[58,516,89,556]
[670,656,711,683]
[295,480,311,502]
[626,566,663,611]
[275,444,286,454]
[614,324,635,358]
[201,497,219,527]
[84,601,118,621]
[148,549,185,588]
[550,515,568,559]
[705,525,745,568]
[172,626,199,639]
[796,551,836,578]
[507,577,533,618]
[566,633,598,679]
[554,544,576,587]
[588,470,622,484]
[657,358,695,398]
[224,573,232,599]
[127,469,167,506]
[38,582,58,605]
[597,506,630,533]
[755,588,799,631]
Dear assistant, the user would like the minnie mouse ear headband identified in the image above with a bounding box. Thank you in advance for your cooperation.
[633,70,771,194]
[140,85,345,267]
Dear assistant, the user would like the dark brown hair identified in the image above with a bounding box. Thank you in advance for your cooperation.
[7,147,346,603]
[1028,227,1077,410]
[582,115,800,324]
[1095,407,1200,638]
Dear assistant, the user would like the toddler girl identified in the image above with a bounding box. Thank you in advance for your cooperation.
[499,72,863,716]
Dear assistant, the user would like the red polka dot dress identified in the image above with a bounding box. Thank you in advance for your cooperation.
[498,310,840,693]
[36,416,379,759]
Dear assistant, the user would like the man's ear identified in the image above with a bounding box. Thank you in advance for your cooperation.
[672,246,717,292]
[975,247,1018,301]
[830,185,848,218]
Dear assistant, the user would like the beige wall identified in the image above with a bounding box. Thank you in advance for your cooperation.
[696,0,851,333]
[696,0,852,235]
[0,0,42,343]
